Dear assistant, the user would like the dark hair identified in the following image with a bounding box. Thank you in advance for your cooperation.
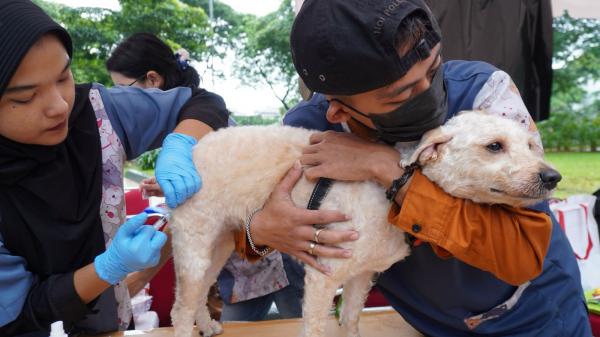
[394,13,430,57]
[106,32,200,90]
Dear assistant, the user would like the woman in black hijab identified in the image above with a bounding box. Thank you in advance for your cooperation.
[0,1,219,336]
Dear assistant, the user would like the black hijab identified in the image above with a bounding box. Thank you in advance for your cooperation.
[0,0,105,278]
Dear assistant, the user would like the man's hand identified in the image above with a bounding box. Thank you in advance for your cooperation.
[250,162,359,275]
[300,131,402,186]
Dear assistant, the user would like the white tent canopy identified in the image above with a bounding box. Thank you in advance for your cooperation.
[552,0,600,18]
[294,0,600,19]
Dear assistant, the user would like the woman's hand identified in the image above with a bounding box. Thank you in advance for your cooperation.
[155,133,202,208]
[125,225,173,296]
[250,162,359,275]
[300,131,402,186]
[94,213,167,285]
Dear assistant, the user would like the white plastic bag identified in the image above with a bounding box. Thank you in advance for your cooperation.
[130,286,159,330]
[550,195,600,291]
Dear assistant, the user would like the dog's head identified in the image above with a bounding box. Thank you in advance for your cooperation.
[404,110,561,207]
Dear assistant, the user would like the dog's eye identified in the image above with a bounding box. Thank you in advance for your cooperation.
[486,142,503,153]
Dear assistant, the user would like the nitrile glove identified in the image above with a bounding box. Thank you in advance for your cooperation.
[155,133,202,208]
[94,213,167,285]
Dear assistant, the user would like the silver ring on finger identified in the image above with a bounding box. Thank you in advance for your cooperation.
[308,241,317,255]
[314,228,324,244]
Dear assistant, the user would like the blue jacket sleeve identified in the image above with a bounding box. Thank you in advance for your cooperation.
[0,233,33,326]
[0,234,90,335]
[95,84,192,160]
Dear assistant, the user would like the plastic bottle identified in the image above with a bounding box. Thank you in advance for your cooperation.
[49,321,68,337]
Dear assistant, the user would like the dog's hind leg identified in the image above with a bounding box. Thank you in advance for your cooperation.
[301,268,340,337]
[339,272,375,337]
[193,232,235,337]
[171,254,207,337]
[171,215,223,337]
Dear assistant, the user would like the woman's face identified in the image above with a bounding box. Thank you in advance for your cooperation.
[110,71,164,89]
[0,34,75,145]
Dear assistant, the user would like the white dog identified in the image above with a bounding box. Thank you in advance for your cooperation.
[169,110,560,337]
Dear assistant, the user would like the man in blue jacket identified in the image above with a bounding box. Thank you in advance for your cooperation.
[251,0,592,336]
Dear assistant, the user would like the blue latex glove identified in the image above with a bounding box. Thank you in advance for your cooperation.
[95,213,167,285]
[155,133,202,208]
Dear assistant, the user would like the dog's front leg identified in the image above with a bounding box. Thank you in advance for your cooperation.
[301,268,340,337]
[339,272,375,337]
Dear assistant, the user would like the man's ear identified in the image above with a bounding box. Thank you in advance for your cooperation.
[403,127,453,167]
[146,70,164,89]
[325,99,352,124]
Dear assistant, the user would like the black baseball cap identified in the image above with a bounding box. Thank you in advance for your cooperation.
[290,0,441,96]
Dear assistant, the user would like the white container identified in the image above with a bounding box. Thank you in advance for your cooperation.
[49,321,67,337]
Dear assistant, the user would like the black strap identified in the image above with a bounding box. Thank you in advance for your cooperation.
[307,177,334,211]
[385,163,419,202]
[307,178,334,230]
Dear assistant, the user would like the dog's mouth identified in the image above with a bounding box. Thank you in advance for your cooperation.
[489,188,546,200]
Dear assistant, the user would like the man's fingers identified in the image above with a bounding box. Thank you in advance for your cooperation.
[301,144,320,155]
[302,209,349,226]
[308,132,326,145]
[275,161,303,193]
[310,242,353,259]
[293,251,331,275]
[311,228,360,245]
[303,166,325,181]
[294,225,359,246]
[299,153,321,166]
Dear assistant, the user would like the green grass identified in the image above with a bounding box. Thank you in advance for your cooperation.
[545,152,600,198]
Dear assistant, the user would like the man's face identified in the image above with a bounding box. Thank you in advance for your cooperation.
[327,43,442,129]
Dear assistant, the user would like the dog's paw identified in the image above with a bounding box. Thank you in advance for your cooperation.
[339,317,361,337]
[198,320,223,337]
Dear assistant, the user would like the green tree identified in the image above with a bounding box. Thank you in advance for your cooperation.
[33,0,118,84]
[33,0,213,85]
[234,0,300,112]
[538,13,600,151]
[233,115,280,126]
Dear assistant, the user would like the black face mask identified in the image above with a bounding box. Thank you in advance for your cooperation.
[333,66,448,143]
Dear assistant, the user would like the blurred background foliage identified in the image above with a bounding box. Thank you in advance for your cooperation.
[34,1,599,195]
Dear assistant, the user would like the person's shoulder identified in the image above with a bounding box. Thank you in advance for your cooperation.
[192,88,225,102]
[283,93,330,129]
[443,60,498,82]
[190,88,227,109]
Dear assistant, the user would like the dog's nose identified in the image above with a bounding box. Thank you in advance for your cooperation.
[539,169,562,189]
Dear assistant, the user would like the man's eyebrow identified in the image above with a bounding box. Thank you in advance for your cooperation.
[4,59,71,94]
[379,49,442,99]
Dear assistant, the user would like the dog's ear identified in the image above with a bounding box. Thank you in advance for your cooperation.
[404,127,453,167]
